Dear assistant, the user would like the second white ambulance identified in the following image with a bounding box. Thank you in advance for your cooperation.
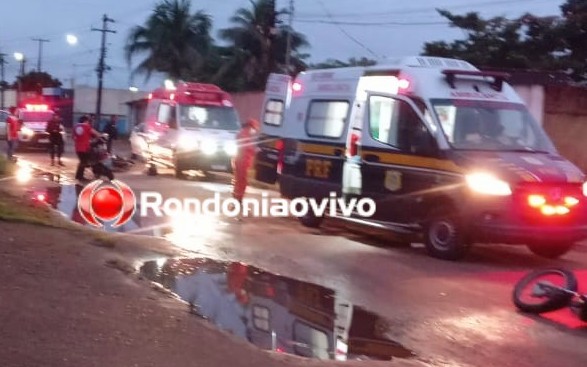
[255,56,587,261]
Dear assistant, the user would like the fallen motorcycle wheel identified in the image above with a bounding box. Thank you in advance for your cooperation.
[512,268,578,313]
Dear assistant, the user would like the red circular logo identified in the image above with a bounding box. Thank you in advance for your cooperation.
[78,180,136,228]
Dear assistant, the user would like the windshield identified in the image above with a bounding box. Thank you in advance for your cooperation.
[19,111,53,122]
[178,105,240,131]
[431,99,556,153]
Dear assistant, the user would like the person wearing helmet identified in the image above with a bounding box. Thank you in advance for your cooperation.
[231,118,259,213]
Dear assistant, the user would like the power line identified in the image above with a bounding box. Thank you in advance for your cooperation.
[315,0,379,58]
[92,14,116,127]
[296,0,551,19]
[296,19,448,26]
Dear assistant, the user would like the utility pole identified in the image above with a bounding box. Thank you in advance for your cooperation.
[32,38,50,72]
[92,14,116,128]
[0,53,6,109]
[285,0,294,74]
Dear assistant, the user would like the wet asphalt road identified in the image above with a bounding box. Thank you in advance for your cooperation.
[11,142,587,367]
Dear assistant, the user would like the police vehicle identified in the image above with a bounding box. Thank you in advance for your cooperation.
[255,56,587,260]
[137,81,241,178]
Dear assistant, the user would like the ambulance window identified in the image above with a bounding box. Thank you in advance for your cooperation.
[369,96,430,151]
[369,96,400,146]
[305,100,349,139]
[264,100,284,126]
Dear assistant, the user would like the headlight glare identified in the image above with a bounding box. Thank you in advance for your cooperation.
[21,127,34,136]
[224,141,237,156]
[466,172,512,196]
[177,135,194,150]
[202,140,217,155]
[583,181,587,197]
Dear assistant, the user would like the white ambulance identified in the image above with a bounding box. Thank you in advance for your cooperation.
[255,56,587,261]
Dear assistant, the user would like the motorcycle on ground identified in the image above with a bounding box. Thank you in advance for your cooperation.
[512,268,587,321]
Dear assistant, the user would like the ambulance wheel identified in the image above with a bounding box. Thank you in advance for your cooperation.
[299,212,324,228]
[147,164,157,176]
[527,242,574,259]
[174,167,186,179]
[424,209,468,261]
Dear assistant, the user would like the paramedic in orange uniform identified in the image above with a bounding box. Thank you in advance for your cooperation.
[231,118,259,204]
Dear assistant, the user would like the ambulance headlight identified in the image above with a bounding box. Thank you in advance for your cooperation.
[21,127,34,137]
[224,141,237,156]
[201,140,217,155]
[177,135,193,150]
[466,172,512,196]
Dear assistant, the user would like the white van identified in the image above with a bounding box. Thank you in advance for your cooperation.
[255,56,587,260]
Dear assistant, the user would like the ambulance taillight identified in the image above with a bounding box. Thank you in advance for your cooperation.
[348,133,359,157]
[276,139,284,174]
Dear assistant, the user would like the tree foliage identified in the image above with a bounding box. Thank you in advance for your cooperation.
[13,71,62,93]
[125,0,310,92]
[422,0,587,82]
[124,0,213,81]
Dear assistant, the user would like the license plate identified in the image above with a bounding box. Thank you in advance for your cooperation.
[211,164,227,170]
[38,139,49,143]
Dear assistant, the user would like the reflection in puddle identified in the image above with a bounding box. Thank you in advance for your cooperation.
[140,257,415,361]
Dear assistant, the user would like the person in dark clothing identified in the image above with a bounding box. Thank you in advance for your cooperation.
[46,113,65,166]
[102,115,118,153]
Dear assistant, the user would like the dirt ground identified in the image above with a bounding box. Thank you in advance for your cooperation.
[0,214,425,367]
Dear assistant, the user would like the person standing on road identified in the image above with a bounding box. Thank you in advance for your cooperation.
[73,115,100,182]
[231,118,259,208]
[5,107,20,161]
[102,115,118,154]
[46,113,65,166]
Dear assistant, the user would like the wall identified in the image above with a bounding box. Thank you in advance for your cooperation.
[73,86,148,136]
[230,92,265,122]
[513,85,544,125]
[542,85,587,172]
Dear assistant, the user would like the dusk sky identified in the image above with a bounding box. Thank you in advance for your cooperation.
[0,0,565,92]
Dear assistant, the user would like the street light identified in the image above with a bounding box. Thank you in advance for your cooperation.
[13,52,26,105]
[66,34,78,45]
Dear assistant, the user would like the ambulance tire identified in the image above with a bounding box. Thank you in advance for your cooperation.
[424,208,469,261]
[299,212,324,228]
[527,242,574,259]
[173,155,187,179]
[147,163,158,176]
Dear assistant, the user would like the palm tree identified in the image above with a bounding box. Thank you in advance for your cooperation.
[124,0,213,81]
[218,0,309,91]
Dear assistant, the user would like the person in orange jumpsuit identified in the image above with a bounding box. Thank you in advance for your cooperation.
[231,118,259,204]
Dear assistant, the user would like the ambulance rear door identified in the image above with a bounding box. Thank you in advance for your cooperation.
[255,73,292,184]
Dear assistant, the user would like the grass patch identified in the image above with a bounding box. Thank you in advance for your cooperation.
[0,155,16,176]
[0,191,56,226]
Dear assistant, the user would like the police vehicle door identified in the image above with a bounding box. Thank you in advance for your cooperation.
[350,93,444,224]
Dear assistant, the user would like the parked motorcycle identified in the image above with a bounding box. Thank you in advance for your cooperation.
[512,268,587,321]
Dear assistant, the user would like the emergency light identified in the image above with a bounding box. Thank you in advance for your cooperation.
[25,104,49,111]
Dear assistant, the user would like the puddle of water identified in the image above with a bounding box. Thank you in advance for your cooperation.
[139,257,415,361]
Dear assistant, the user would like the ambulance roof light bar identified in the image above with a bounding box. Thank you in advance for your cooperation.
[442,69,510,91]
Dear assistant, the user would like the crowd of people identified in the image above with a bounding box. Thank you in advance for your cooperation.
[3,109,119,183]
